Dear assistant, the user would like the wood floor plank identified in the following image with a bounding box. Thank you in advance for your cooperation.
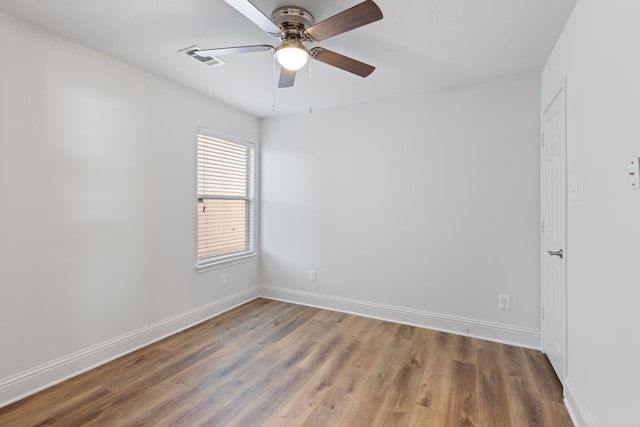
[414,330,452,414]
[337,372,391,427]
[295,365,367,427]
[446,360,479,426]
[506,377,547,426]
[277,319,375,423]
[348,318,396,370]
[0,299,574,427]
[84,380,187,427]
[477,348,512,427]
[275,314,370,425]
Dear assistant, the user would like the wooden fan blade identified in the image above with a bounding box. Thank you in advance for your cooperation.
[278,67,296,88]
[306,0,383,42]
[194,45,273,57]
[311,47,375,77]
[225,0,282,35]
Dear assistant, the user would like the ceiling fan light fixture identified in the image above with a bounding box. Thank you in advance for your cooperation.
[275,42,309,71]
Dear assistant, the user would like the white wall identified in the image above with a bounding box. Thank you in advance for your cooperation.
[542,1,640,425]
[261,73,542,347]
[0,12,260,406]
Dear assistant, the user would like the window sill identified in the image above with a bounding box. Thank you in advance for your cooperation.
[195,253,258,273]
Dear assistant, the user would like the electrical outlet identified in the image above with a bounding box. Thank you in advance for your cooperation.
[308,270,317,282]
[219,273,226,287]
[499,294,511,310]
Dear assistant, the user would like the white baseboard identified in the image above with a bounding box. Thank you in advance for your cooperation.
[260,286,541,349]
[0,286,260,409]
[564,377,594,427]
[0,284,543,410]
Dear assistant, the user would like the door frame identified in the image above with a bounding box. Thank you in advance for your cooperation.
[540,77,568,386]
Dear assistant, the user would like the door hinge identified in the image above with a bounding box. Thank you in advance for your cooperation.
[541,220,545,233]
[541,307,545,320]
[541,134,545,147]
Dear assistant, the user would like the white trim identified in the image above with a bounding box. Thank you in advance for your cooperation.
[540,75,568,387]
[197,127,255,149]
[564,377,595,427]
[260,286,541,349]
[195,130,258,269]
[0,284,550,409]
[0,286,260,409]
[196,252,258,273]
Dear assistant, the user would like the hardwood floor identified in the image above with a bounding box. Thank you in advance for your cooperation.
[0,299,573,426]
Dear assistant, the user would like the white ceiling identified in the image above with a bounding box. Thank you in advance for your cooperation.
[0,0,577,118]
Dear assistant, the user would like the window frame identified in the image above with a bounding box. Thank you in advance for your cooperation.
[195,129,257,271]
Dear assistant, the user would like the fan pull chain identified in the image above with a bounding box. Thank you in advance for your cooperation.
[272,55,276,113]
[308,59,313,114]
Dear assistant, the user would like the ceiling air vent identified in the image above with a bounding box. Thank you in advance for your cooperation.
[180,45,225,67]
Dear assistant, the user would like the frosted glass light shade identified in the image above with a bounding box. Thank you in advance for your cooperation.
[275,44,309,71]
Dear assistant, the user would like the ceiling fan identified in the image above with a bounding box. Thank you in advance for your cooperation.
[194,0,383,88]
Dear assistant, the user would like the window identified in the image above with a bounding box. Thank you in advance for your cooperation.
[197,131,255,267]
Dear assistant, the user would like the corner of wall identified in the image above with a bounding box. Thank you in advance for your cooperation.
[0,286,260,409]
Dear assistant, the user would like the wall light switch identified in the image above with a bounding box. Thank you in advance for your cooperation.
[629,158,640,190]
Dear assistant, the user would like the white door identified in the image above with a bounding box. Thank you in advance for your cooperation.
[541,83,567,385]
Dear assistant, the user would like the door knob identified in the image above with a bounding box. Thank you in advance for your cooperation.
[547,249,563,259]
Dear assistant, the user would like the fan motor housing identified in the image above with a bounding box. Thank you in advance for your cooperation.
[271,6,315,36]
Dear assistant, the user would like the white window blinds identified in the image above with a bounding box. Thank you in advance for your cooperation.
[197,133,255,265]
